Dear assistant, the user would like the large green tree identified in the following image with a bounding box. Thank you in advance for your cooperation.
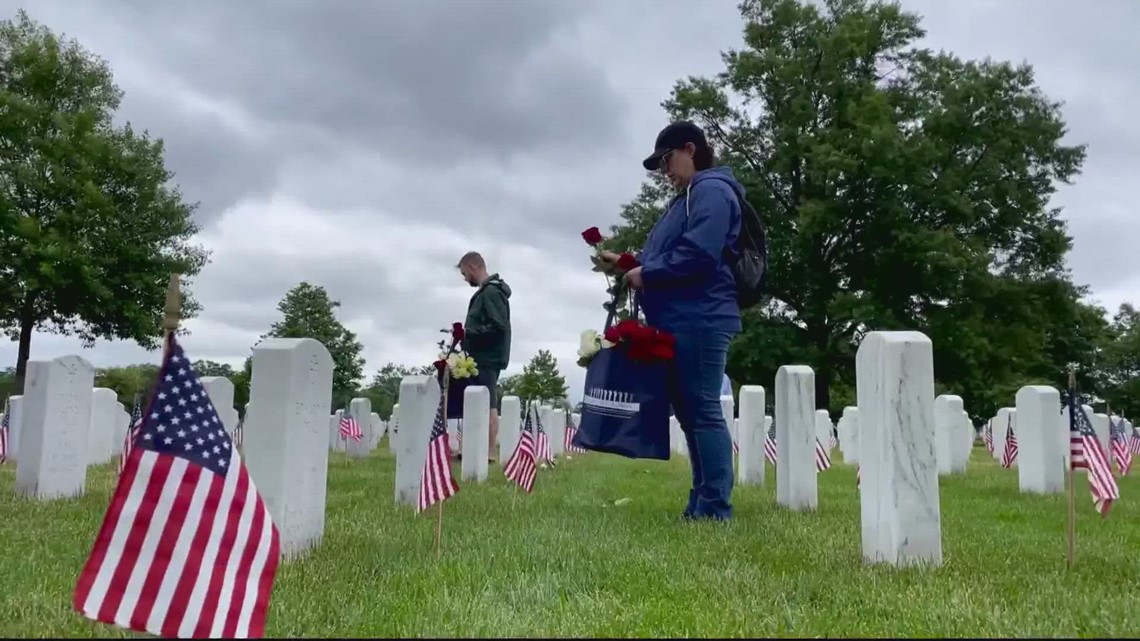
[0,11,208,393]
[515,349,569,408]
[261,282,365,411]
[607,0,1102,421]
[1094,304,1140,418]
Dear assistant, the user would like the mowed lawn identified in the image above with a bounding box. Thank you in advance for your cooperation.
[2,445,1140,638]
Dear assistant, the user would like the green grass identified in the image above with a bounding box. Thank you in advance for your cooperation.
[2,446,1140,638]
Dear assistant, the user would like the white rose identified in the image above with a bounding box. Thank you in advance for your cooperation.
[577,329,602,360]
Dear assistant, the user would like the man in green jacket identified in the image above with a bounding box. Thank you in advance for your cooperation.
[457,251,512,462]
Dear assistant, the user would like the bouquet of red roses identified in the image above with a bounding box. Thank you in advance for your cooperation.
[578,226,675,365]
[604,318,675,363]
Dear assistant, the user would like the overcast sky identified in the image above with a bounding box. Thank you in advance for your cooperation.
[3,0,1137,403]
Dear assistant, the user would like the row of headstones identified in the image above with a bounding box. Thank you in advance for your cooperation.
[668,394,835,477]
[985,390,1134,495]
[663,332,945,567]
[223,339,586,560]
[10,331,946,570]
[389,388,578,506]
[834,396,974,475]
[5,355,241,500]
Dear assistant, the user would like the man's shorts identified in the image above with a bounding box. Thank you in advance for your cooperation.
[471,367,502,413]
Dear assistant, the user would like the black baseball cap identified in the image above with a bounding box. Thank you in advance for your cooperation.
[641,120,708,171]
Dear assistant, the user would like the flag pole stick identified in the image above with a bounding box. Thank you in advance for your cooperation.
[1066,366,1076,568]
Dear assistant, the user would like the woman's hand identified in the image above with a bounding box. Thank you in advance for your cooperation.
[598,250,622,263]
[624,266,644,289]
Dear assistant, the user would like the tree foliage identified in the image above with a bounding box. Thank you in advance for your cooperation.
[359,362,434,420]
[607,0,1108,421]
[261,282,364,411]
[0,11,208,393]
[514,350,569,408]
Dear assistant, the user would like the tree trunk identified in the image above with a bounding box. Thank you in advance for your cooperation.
[815,365,832,416]
[14,294,35,395]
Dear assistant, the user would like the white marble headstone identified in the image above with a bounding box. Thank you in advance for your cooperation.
[1015,385,1063,494]
[243,337,334,560]
[395,376,440,507]
[547,405,565,457]
[87,388,119,466]
[738,385,766,485]
[933,394,965,475]
[856,331,941,568]
[775,366,817,510]
[499,396,521,463]
[112,401,130,457]
[461,385,490,481]
[670,416,688,457]
[815,409,832,453]
[841,406,860,465]
[992,407,1015,462]
[720,395,735,451]
[329,410,345,453]
[388,403,400,454]
[952,410,973,470]
[200,376,238,435]
[369,412,384,450]
[15,356,95,500]
[6,395,23,463]
[1091,411,1110,460]
[345,398,373,458]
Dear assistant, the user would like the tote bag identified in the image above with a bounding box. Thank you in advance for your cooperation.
[571,299,671,460]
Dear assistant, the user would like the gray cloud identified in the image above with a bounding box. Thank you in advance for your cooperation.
[109,0,629,166]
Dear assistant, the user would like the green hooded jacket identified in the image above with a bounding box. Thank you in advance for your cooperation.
[464,273,512,370]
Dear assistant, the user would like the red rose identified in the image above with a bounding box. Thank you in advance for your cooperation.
[433,358,448,373]
[581,226,604,246]
[617,252,639,272]
[604,325,621,344]
[612,319,643,342]
[451,322,465,341]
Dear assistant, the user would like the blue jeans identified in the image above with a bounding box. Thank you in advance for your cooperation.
[669,330,735,520]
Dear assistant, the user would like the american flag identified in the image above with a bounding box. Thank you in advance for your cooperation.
[417,395,459,513]
[73,334,280,638]
[456,418,463,449]
[1129,427,1140,456]
[564,412,586,454]
[118,394,144,475]
[534,407,555,466]
[504,406,537,492]
[815,438,831,472]
[1000,416,1018,469]
[1069,401,1119,517]
[763,422,777,465]
[828,429,838,451]
[339,412,362,442]
[983,419,994,454]
[1110,416,1132,476]
[732,438,739,455]
[0,398,9,464]
[856,464,861,488]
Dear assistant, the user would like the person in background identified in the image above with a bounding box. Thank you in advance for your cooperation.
[601,121,744,521]
[457,251,512,463]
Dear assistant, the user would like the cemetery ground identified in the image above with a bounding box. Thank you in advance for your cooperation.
[2,447,1139,638]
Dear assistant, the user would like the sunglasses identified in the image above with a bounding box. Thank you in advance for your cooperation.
[657,150,675,172]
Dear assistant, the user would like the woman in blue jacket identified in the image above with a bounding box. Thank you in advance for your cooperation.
[603,121,743,521]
